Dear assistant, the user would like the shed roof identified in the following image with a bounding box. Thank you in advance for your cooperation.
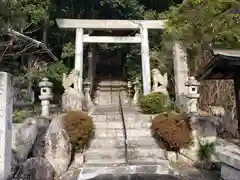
[196,49,240,80]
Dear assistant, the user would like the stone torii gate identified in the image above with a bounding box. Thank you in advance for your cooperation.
[56,19,189,109]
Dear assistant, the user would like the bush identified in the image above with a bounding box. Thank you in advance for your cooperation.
[139,92,171,114]
[151,111,193,152]
[197,141,215,162]
[13,109,31,123]
[63,110,94,152]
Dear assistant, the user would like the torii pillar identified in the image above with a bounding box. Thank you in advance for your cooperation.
[74,28,84,95]
[141,27,151,95]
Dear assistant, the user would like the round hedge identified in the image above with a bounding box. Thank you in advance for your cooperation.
[63,110,94,152]
[138,92,171,114]
[151,111,193,152]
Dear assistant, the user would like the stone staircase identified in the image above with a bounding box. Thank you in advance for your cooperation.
[85,106,126,166]
[123,108,166,165]
[94,80,128,106]
[84,79,167,167]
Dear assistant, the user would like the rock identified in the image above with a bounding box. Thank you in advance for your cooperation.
[13,157,55,180]
[8,150,20,179]
[56,168,80,180]
[45,114,72,175]
[180,115,219,161]
[12,117,39,162]
[12,123,24,150]
[32,117,50,157]
[69,153,84,169]
[62,91,83,111]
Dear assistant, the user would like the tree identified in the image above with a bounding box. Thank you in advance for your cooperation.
[161,0,240,127]
[163,0,240,73]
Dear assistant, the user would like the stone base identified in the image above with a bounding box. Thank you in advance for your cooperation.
[62,91,83,111]
[221,163,240,180]
[216,142,240,180]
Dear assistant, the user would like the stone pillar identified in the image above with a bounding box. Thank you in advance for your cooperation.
[75,28,84,95]
[88,44,95,94]
[140,27,151,95]
[173,42,189,112]
[234,73,240,135]
[92,44,96,94]
[0,72,13,180]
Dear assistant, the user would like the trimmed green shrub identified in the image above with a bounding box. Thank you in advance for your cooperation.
[63,110,94,152]
[151,111,193,153]
[139,92,171,114]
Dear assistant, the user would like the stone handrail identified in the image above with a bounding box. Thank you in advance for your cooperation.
[118,91,128,165]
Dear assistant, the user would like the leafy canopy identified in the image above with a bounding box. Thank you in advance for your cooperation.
[164,0,240,49]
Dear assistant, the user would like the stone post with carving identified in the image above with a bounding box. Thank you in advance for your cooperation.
[173,42,189,112]
[39,78,53,117]
[0,72,13,180]
[185,76,200,113]
[132,77,141,105]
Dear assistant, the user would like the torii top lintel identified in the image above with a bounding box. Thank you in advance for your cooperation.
[56,19,166,30]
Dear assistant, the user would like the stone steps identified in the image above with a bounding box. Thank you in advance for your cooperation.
[128,158,168,165]
[89,137,159,149]
[85,158,169,167]
[85,148,165,161]
[91,114,153,122]
[81,163,173,175]
[93,121,151,129]
[93,128,152,138]
[85,159,126,166]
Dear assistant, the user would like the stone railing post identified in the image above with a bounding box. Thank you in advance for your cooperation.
[83,78,94,113]
[39,78,53,117]
[132,77,141,105]
[0,72,13,180]
[185,76,200,113]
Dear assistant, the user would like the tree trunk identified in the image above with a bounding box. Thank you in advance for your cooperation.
[43,16,48,45]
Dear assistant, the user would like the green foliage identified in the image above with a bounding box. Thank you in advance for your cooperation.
[63,110,94,152]
[151,111,193,152]
[159,0,240,74]
[0,0,24,31]
[13,109,30,123]
[164,0,240,49]
[42,61,69,82]
[139,92,171,114]
[197,141,215,162]
[9,0,50,27]
[61,42,75,59]
[25,61,69,84]
[12,109,38,123]
[124,47,142,82]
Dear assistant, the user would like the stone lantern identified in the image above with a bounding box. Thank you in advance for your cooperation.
[39,78,53,117]
[185,76,200,113]
[83,78,94,112]
[127,81,132,104]
[132,77,141,105]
